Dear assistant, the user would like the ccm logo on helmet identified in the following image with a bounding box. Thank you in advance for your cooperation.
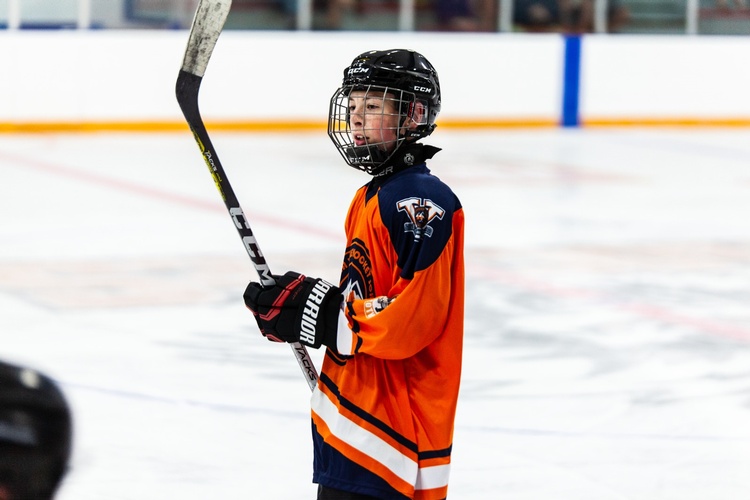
[413,86,432,93]
[348,67,369,75]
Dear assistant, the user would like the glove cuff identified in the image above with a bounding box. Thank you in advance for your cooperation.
[296,278,342,349]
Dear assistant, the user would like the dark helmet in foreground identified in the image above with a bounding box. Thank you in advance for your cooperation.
[0,360,72,500]
[328,49,441,175]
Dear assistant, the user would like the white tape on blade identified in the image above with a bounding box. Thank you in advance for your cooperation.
[181,0,233,77]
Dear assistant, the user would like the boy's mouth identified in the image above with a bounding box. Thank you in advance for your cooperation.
[354,134,368,146]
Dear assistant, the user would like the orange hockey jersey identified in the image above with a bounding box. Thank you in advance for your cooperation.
[311,161,465,500]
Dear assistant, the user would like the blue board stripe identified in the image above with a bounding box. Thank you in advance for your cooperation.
[562,35,582,127]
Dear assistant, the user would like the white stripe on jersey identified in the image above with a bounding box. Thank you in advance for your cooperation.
[415,463,451,491]
[311,387,418,486]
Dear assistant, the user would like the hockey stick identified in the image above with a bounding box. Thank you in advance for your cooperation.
[175,0,319,392]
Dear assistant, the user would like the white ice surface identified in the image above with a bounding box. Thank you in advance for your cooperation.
[1,128,750,499]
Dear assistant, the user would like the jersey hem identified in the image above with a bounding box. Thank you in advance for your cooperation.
[314,473,411,500]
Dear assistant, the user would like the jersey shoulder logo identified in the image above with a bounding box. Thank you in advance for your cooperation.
[396,197,445,240]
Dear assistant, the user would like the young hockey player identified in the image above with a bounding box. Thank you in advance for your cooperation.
[244,49,465,500]
[0,359,72,500]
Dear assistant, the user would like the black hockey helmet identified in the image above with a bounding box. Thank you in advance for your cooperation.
[328,49,442,175]
[0,360,72,500]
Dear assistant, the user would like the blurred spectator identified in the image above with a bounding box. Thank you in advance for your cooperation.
[434,0,495,31]
[715,0,748,8]
[321,0,496,32]
[0,360,72,500]
[559,0,629,33]
[513,0,562,32]
[322,0,354,30]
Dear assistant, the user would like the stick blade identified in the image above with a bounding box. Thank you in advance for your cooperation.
[180,0,233,78]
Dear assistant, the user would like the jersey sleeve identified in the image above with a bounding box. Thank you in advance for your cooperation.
[336,170,463,359]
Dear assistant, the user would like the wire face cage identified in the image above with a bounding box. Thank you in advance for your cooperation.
[328,85,420,174]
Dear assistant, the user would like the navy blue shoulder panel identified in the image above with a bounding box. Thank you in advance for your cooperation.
[376,165,462,279]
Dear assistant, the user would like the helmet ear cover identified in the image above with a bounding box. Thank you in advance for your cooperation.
[402,100,431,132]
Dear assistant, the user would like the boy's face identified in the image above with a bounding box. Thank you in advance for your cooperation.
[347,90,402,153]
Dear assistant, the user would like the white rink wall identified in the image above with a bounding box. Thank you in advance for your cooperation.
[580,35,750,122]
[1,30,749,125]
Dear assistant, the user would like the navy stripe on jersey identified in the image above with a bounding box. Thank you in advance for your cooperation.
[325,349,349,367]
[312,424,411,500]
[418,445,452,460]
[319,373,418,453]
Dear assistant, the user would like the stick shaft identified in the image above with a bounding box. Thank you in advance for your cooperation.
[176,0,319,391]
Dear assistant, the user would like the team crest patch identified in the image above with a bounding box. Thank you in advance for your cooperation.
[341,238,375,300]
[396,197,445,240]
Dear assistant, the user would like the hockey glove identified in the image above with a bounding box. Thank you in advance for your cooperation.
[243,271,342,349]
